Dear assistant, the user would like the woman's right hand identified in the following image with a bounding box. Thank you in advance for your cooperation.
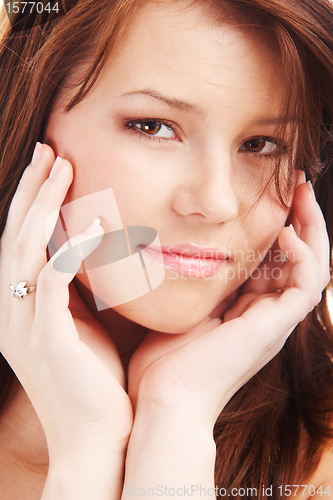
[0,143,133,498]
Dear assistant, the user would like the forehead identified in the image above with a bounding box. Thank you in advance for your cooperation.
[53,0,285,131]
[91,1,284,115]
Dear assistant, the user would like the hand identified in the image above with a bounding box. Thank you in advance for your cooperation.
[223,180,329,320]
[128,181,330,429]
[0,144,133,463]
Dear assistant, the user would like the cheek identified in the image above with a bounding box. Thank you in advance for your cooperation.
[243,193,289,265]
[45,110,170,226]
[44,110,291,333]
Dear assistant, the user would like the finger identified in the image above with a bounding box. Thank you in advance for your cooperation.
[9,158,73,318]
[270,259,294,290]
[285,203,301,236]
[12,219,104,348]
[2,143,56,246]
[284,170,305,236]
[223,292,259,322]
[196,226,322,391]
[241,238,285,296]
[292,181,330,288]
[209,289,239,319]
[11,218,103,349]
[0,144,57,316]
[222,225,321,354]
[243,179,330,297]
[267,224,321,328]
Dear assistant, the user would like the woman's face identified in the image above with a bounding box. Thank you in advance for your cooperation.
[45,1,294,333]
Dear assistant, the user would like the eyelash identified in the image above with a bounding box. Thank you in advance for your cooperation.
[240,137,289,160]
[124,119,289,158]
[125,119,179,143]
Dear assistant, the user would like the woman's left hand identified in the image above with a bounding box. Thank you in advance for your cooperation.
[127,181,330,428]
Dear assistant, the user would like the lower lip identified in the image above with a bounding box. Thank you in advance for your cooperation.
[141,246,226,278]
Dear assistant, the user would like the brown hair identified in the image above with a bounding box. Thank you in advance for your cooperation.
[0,0,333,496]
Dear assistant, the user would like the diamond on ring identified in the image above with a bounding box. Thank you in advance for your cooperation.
[9,282,37,300]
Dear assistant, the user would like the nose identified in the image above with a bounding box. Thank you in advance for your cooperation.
[171,147,239,223]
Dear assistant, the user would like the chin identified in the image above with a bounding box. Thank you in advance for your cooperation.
[113,295,217,334]
[119,310,208,334]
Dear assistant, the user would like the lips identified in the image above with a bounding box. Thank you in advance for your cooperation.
[140,244,229,278]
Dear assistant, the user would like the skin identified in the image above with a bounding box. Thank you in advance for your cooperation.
[45,2,294,335]
[0,2,331,499]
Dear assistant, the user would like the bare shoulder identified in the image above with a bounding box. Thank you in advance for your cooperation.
[293,443,333,500]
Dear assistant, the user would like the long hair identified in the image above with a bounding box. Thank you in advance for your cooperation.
[0,0,333,495]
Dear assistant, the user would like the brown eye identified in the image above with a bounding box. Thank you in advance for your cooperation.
[128,119,176,139]
[140,120,162,135]
[241,138,277,155]
[244,139,266,152]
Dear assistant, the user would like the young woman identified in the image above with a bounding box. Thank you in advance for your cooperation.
[0,0,332,498]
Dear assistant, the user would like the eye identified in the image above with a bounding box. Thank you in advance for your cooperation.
[127,119,176,139]
[240,137,278,155]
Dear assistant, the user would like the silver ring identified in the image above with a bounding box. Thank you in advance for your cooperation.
[10,282,37,300]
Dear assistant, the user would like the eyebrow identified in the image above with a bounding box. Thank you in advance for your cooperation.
[121,88,294,126]
[251,116,295,126]
[121,89,206,117]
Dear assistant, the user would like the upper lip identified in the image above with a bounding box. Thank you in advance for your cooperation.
[141,244,230,260]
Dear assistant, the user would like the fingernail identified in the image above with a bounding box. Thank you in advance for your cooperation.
[289,223,297,235]
[307,180,316,199]
[31,142,42,165]
[84,217,101,234]
[49,157,62,178]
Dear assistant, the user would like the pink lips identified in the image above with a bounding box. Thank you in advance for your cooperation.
[141,244,229,278]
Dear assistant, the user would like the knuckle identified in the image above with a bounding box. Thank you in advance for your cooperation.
[262,337,285,360]
[11,235,26,262]
[310,289,322,308]
[33,187,55,215]
[33,190,46,208]
[0,231,9,253]
[37,267,56,292]
[256,326,281,355]
[38,143,56,165]
[13,170,35,200]
[8,324,25,352]
[324,272,331,289]
[1,221,15,248]
[16,172,30,194]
